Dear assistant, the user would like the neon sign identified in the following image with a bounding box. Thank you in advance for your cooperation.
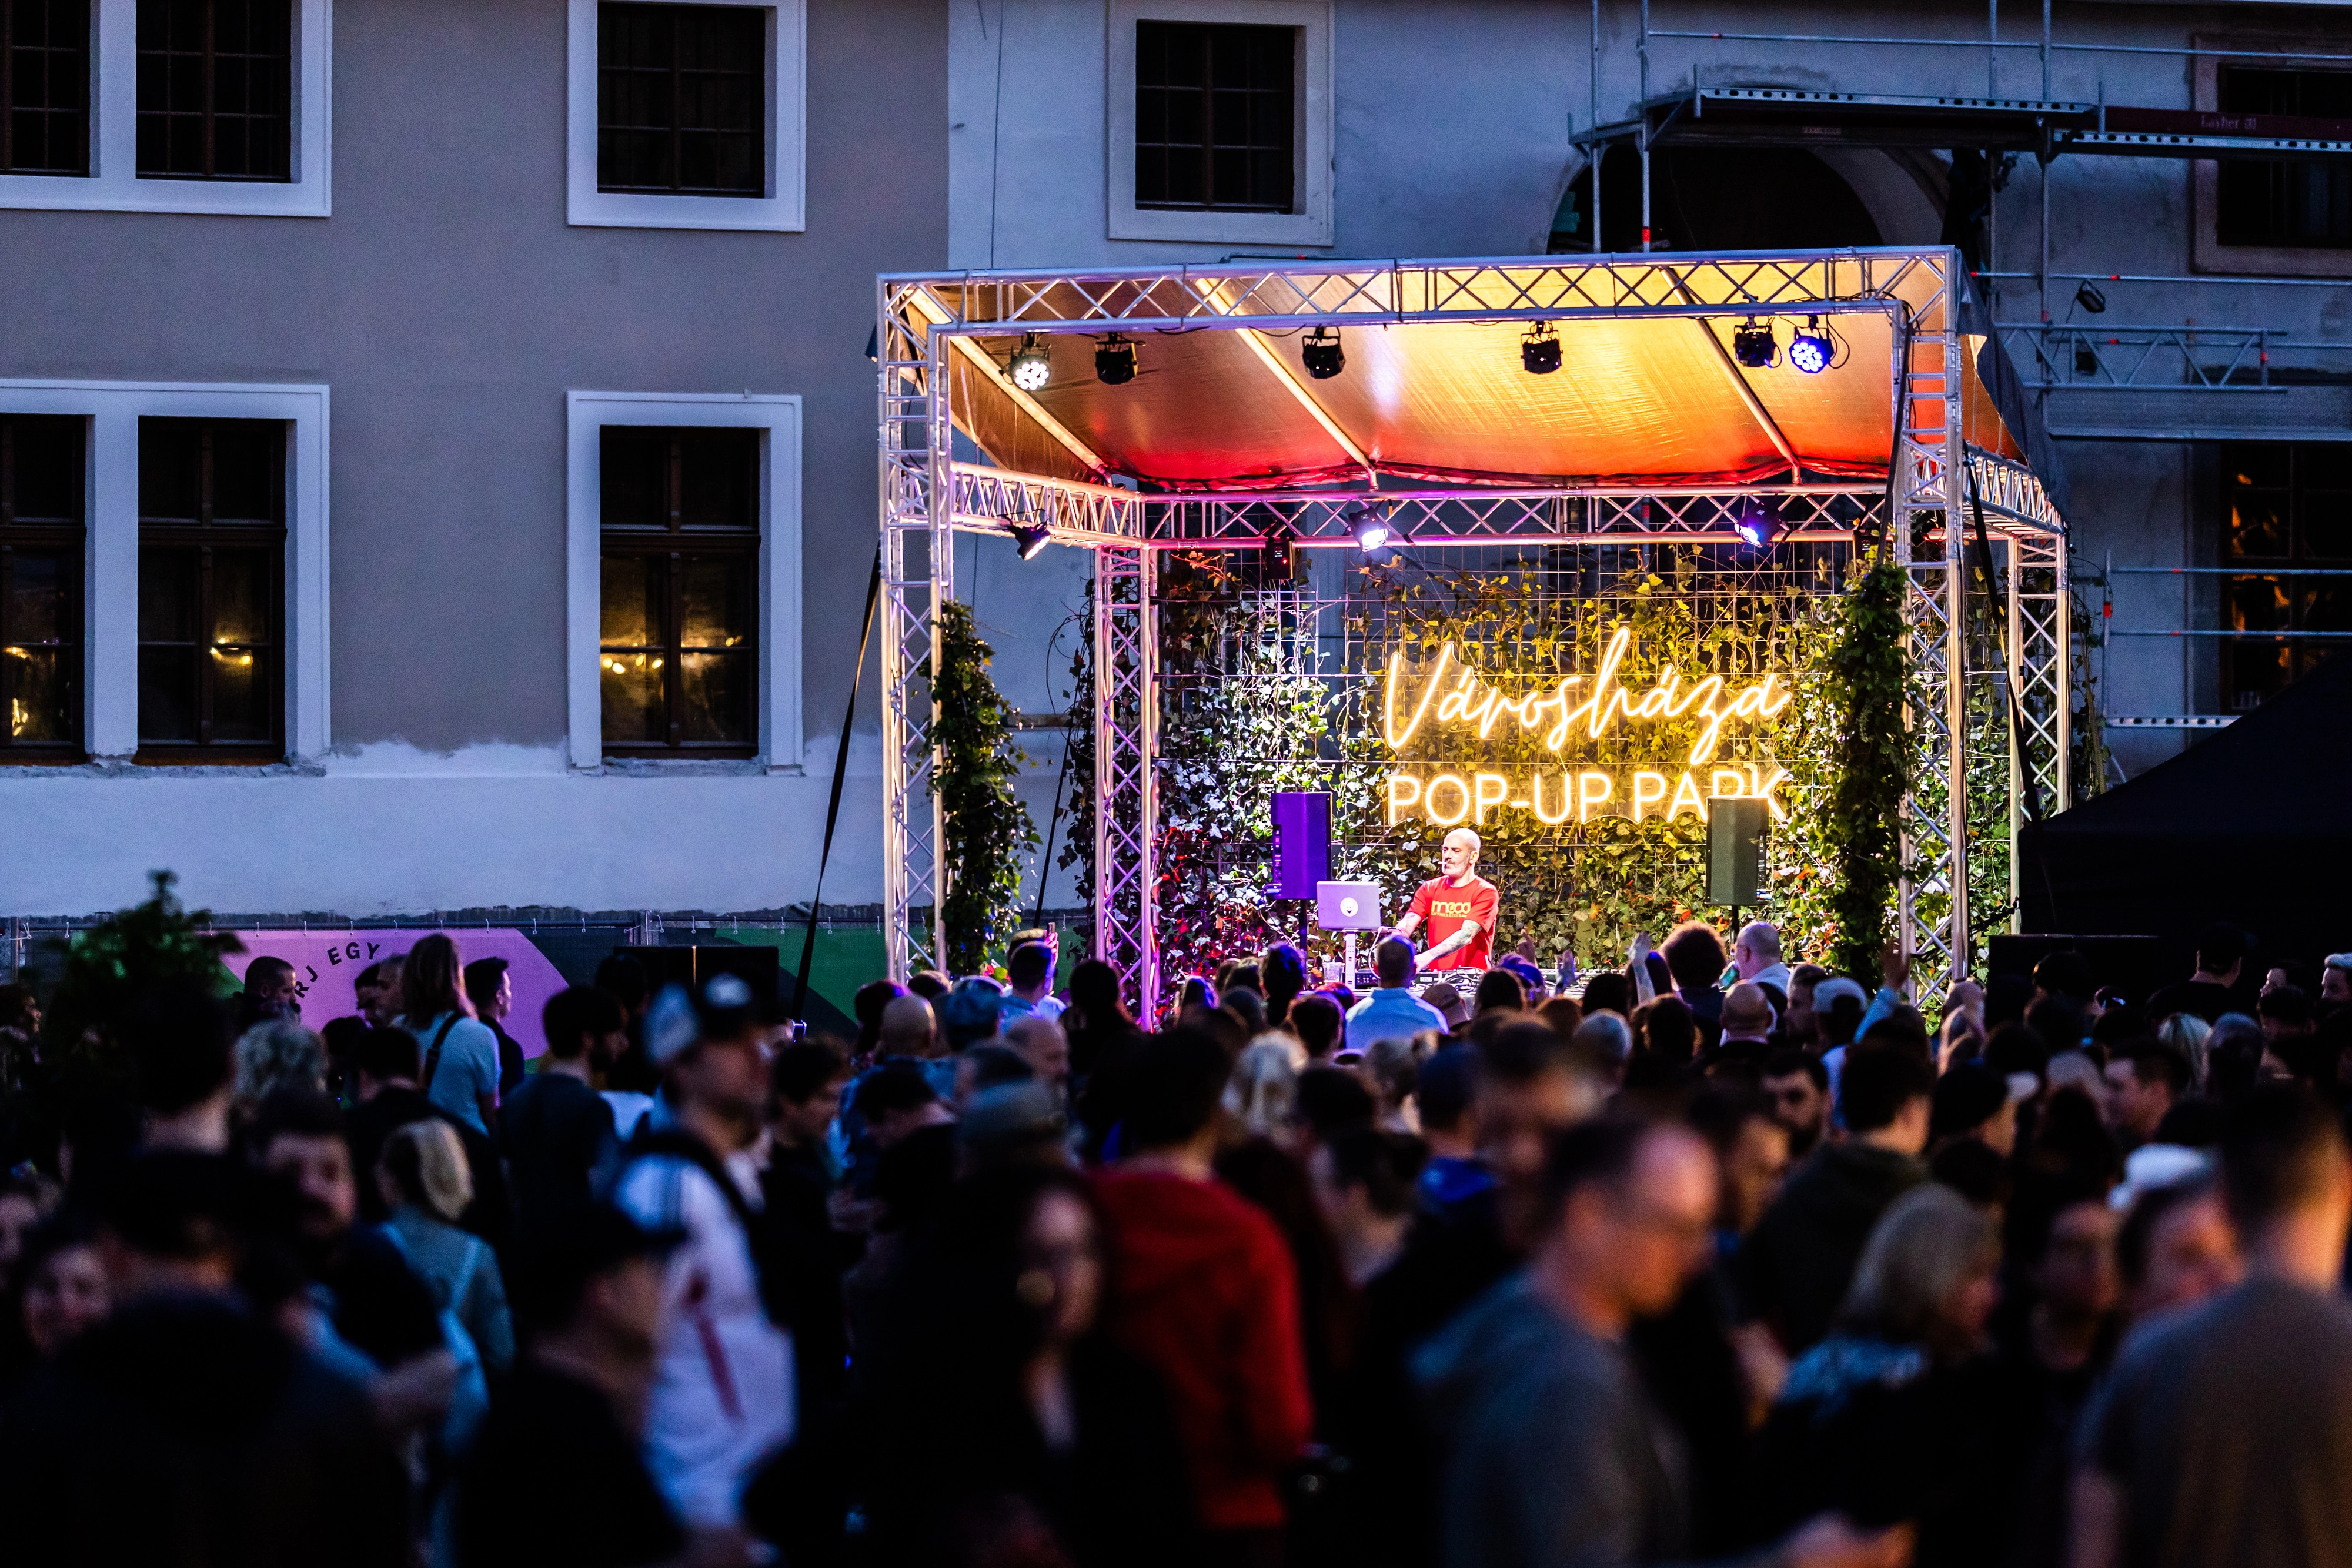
[1378,628,1798,828]
[1383,627,1794,767]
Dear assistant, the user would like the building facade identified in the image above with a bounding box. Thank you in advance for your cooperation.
[6,0,2347,944]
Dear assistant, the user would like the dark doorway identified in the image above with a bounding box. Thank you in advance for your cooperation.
[1551,146,1882,253]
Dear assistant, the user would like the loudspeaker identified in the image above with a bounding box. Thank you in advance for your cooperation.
[1270,791,1333,899]
[1708,798,1767,907]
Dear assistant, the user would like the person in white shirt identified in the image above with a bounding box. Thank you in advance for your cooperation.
[998,938,1066,1024]
[1733,920,1793,999]
[610,976,794,1534]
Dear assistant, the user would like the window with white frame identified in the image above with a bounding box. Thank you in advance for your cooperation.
[566,393,801,770]
[1105,0,1330,247]
[567,0,804,231]
[0,0,330,215]
[0,381,329,765]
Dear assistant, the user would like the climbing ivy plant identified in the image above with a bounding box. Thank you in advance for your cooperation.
[926,601,1039,975]
[1818,551,1914,979]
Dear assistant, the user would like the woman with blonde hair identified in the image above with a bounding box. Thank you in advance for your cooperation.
[1753,1184,2011,1567]
[379,1118,513,1375]
[2156,1009,2212,1094]
[394,933,502,1136]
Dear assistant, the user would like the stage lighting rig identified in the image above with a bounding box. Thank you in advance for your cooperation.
[1301,326,1345,379]
[1346,500,1406,556]
[1262,519,1299,580]
[1521,321,1562,375]
[1732,317,1778,369]
[1094,333,1138,386]
[1008,521,1051,560]
[1787,317,1836,375]
[1733,494,1782,550]
[1007,333,1052,392]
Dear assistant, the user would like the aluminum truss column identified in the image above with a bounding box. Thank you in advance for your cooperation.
[1093,544,1159,1021]
[2009,527,2071,821]
[1892,283,1969,1007]
[878,290,951,981]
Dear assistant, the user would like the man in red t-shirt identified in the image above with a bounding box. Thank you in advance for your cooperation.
[1395,827,1499,974]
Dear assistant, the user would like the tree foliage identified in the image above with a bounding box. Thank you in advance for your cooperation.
[926,601,1040,975]
[39,870,243,1089]
[1819,551,1913,979]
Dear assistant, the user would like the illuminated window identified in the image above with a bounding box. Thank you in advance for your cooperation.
[2216,67,2352,250]
[2219,441,2352,710]
[0,414,84,758]
[2,0,91,175]
[596,2,764,196]
[1135,20,1294,212]
[136,0,292,181]
[136,416,284,757]
[598,426,758,755]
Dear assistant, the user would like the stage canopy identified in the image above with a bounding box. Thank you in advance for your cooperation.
[920,259,2029,493]
[2023,652,2352,961]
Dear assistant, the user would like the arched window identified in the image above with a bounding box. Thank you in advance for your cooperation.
[1551,146,1882,253]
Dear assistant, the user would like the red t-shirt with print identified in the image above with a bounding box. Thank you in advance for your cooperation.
[1408,875,1499,972]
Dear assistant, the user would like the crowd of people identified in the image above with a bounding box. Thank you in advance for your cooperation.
[0,912,2349,1568]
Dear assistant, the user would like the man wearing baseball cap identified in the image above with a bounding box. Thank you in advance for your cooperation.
[610,976,795,1537]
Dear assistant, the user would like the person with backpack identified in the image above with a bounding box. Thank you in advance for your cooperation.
[379,1118,514,1378]
[610,975,796,1537]
[395,934,503,1138]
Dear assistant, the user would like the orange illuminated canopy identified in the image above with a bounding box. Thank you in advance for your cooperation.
[910,252,2025,493]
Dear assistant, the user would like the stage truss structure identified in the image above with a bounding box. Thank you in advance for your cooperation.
[878,249,2069,1017]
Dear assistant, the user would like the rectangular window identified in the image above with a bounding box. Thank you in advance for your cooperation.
[136,0,292,181]
[1135,19,1294,212]
[136,416,284,757]
[596,2,764,196]
[2215,66,2352,249]
[2219,441,2352,710]
[598,425,758,754]
[1,0,91,175]
[0,414,84,758]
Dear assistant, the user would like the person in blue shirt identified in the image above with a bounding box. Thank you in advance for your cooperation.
[1344,937,1446,1056]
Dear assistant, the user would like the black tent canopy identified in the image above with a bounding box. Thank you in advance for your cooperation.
[2023,653,2352,966]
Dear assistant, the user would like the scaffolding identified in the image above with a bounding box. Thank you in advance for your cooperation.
[878,248,2068,1016]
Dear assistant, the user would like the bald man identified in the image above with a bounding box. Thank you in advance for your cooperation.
[1394,827,1499,975]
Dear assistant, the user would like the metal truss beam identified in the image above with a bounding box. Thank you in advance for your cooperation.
[1094,546,1158,1019]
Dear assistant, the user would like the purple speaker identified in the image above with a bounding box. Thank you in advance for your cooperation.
[1270,791,1333,900]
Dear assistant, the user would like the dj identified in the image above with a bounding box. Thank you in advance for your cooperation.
[1393,827,1499,975]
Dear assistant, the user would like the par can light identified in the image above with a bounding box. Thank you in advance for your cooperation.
[1007,333,1052,392]
[1346,500,1398,554]
[1787,317,1835,375]
[1521,321,1562,375]
[1094,333,1138,386]
[1301,326,1345,380]
[1008,521,1051,560]
[1733,494,1782,550]
[1732,317,1778,369]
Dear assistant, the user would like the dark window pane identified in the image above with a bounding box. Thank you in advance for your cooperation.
[2226,494,2288,559]
[678,429,757,529]
[135,0,290,182]
[138,645,197,740]
[209,546,270,644]
[600,551,657,647]
[6,414,83,520]
[6,647,75,743]
[678,554,751,647]
[597,2,765,196]
[208,641,267,738]
[139,546,198,641]
[601,651,664,743]
[2215,66,2352,249]
[208,420,280,521]
[678,650,751,742]
[600,427,669,529]
[7,550,69,643]
[1134,20,1293,212]
[2,0,92,175]
[139,418,205,520]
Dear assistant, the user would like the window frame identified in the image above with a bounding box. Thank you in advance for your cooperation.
[567,0,804,232]
[566,392,801,771]
[134,416,289,760]
[2193,38,2352,279]
[2217,440,2352,711]
[0,0,94,176]
[0,413,89,761]
[0,0,326,216]
[1105,0,1331,248]
[596,426,763,758]
[0,381,328,765]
